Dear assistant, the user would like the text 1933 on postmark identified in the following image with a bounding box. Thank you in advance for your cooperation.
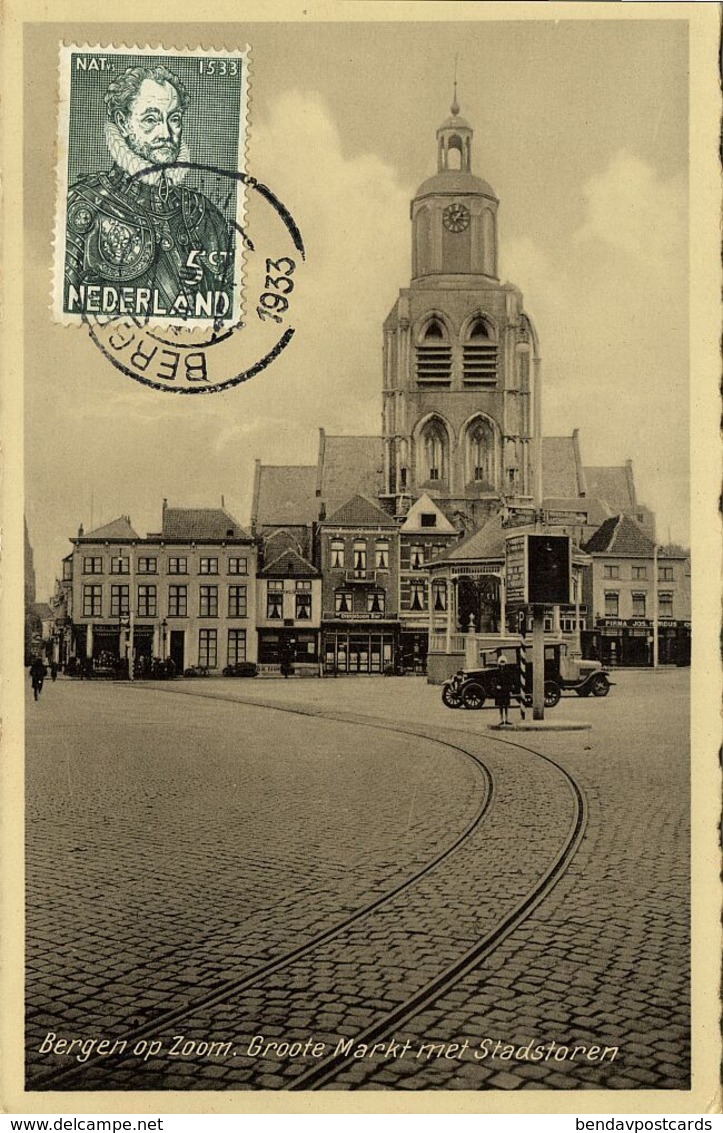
[53,44,249,329]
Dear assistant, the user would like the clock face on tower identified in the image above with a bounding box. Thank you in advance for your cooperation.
[442,202,470,233]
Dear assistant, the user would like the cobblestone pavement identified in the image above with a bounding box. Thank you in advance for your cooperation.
[25,669,689,1093]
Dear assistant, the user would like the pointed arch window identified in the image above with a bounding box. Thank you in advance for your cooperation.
[416,319,451,386]
[421,419,448,483]
[466,417,497,487]
[463,318,497,386]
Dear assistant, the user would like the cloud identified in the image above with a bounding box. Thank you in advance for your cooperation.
[574,149,686,271]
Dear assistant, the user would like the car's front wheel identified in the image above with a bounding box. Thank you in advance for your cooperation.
[591,674,610,697]
[442,684,463,709]
[544,681,561,708]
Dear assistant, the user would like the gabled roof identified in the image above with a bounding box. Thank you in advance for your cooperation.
[542,436,585,499]
[253,464,319,527]
[429,513,506,565]
[325,493,397,528]
[317,433,384,516]
[400,493,457,534]
[261,547,319,578]
[583,514,655,557]
[80,516,140,540]
[162,507,249,540]
[583,466,635,516]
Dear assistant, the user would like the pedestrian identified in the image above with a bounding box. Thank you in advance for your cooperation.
[29,657,47,701]
[50,661,58,682]
[493,655,514,726]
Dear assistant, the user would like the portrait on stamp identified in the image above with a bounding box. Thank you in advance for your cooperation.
[54,46,248,327]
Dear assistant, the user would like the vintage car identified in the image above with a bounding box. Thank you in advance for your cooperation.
[441,642,612,710]
[442,644,561,711]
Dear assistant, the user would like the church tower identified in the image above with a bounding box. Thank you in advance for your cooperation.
[381,93,541,527]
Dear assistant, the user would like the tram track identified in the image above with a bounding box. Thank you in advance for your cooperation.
[28,686,587,1092]
[28,697,494,1090]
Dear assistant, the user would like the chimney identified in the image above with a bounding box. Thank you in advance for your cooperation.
[78,524,84,537]
[221,494,225,509]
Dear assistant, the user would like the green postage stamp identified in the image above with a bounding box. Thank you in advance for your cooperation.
[53,44,249,328]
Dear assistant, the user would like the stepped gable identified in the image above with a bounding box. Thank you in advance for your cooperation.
[253,465,319,527]
[162,507,249,540]
[317,434,384,516]
[261,547,319,577]
[325,493,397,528]
[583,513,654,557]
[81,516,140,540]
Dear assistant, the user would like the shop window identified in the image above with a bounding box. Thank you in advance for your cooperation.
[228,585,247,618]
[604,592,619,617]
[169,585,187,617]
[110,584,130,617]
[200,586,218,617]
[330,539,345,569]
[198,629,217,668]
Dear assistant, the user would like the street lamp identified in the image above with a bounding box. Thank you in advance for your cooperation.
[161,618,168,660]
[119,614,130,678]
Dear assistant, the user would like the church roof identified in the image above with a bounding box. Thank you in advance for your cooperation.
[324,494,397,528]
[583,466,636,516]
[253,465,319,527]
[79,516,140,540]
[161,507,249,540]
[542,436,584,499]
[583,514,654,557]
[317,434,384,516]
[261,547,319,578]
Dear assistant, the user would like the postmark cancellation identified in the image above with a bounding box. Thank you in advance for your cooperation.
[53,44,249,329]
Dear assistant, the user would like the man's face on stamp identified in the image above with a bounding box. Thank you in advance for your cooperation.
[114,76,184,166]
[54,47,249,331]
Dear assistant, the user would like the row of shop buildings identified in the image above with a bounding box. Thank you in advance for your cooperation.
[46,484,690,677]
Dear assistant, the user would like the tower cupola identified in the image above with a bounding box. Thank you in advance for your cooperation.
[411,94,499,281]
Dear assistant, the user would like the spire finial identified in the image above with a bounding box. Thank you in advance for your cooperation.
[451,55,460,116]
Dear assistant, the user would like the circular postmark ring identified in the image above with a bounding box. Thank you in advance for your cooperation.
[81,162,305,393]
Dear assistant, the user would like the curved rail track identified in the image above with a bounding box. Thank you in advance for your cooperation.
[28,687,587,1092]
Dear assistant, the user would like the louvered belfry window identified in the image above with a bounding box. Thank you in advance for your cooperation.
[463,319,497,386]
[416,319,452,385]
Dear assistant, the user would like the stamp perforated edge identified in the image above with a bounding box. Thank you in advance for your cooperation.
[51,42,251,331]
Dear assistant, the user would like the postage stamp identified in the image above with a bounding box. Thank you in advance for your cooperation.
[53,44,249,328]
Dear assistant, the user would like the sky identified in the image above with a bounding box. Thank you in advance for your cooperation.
[25,18,690,599]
